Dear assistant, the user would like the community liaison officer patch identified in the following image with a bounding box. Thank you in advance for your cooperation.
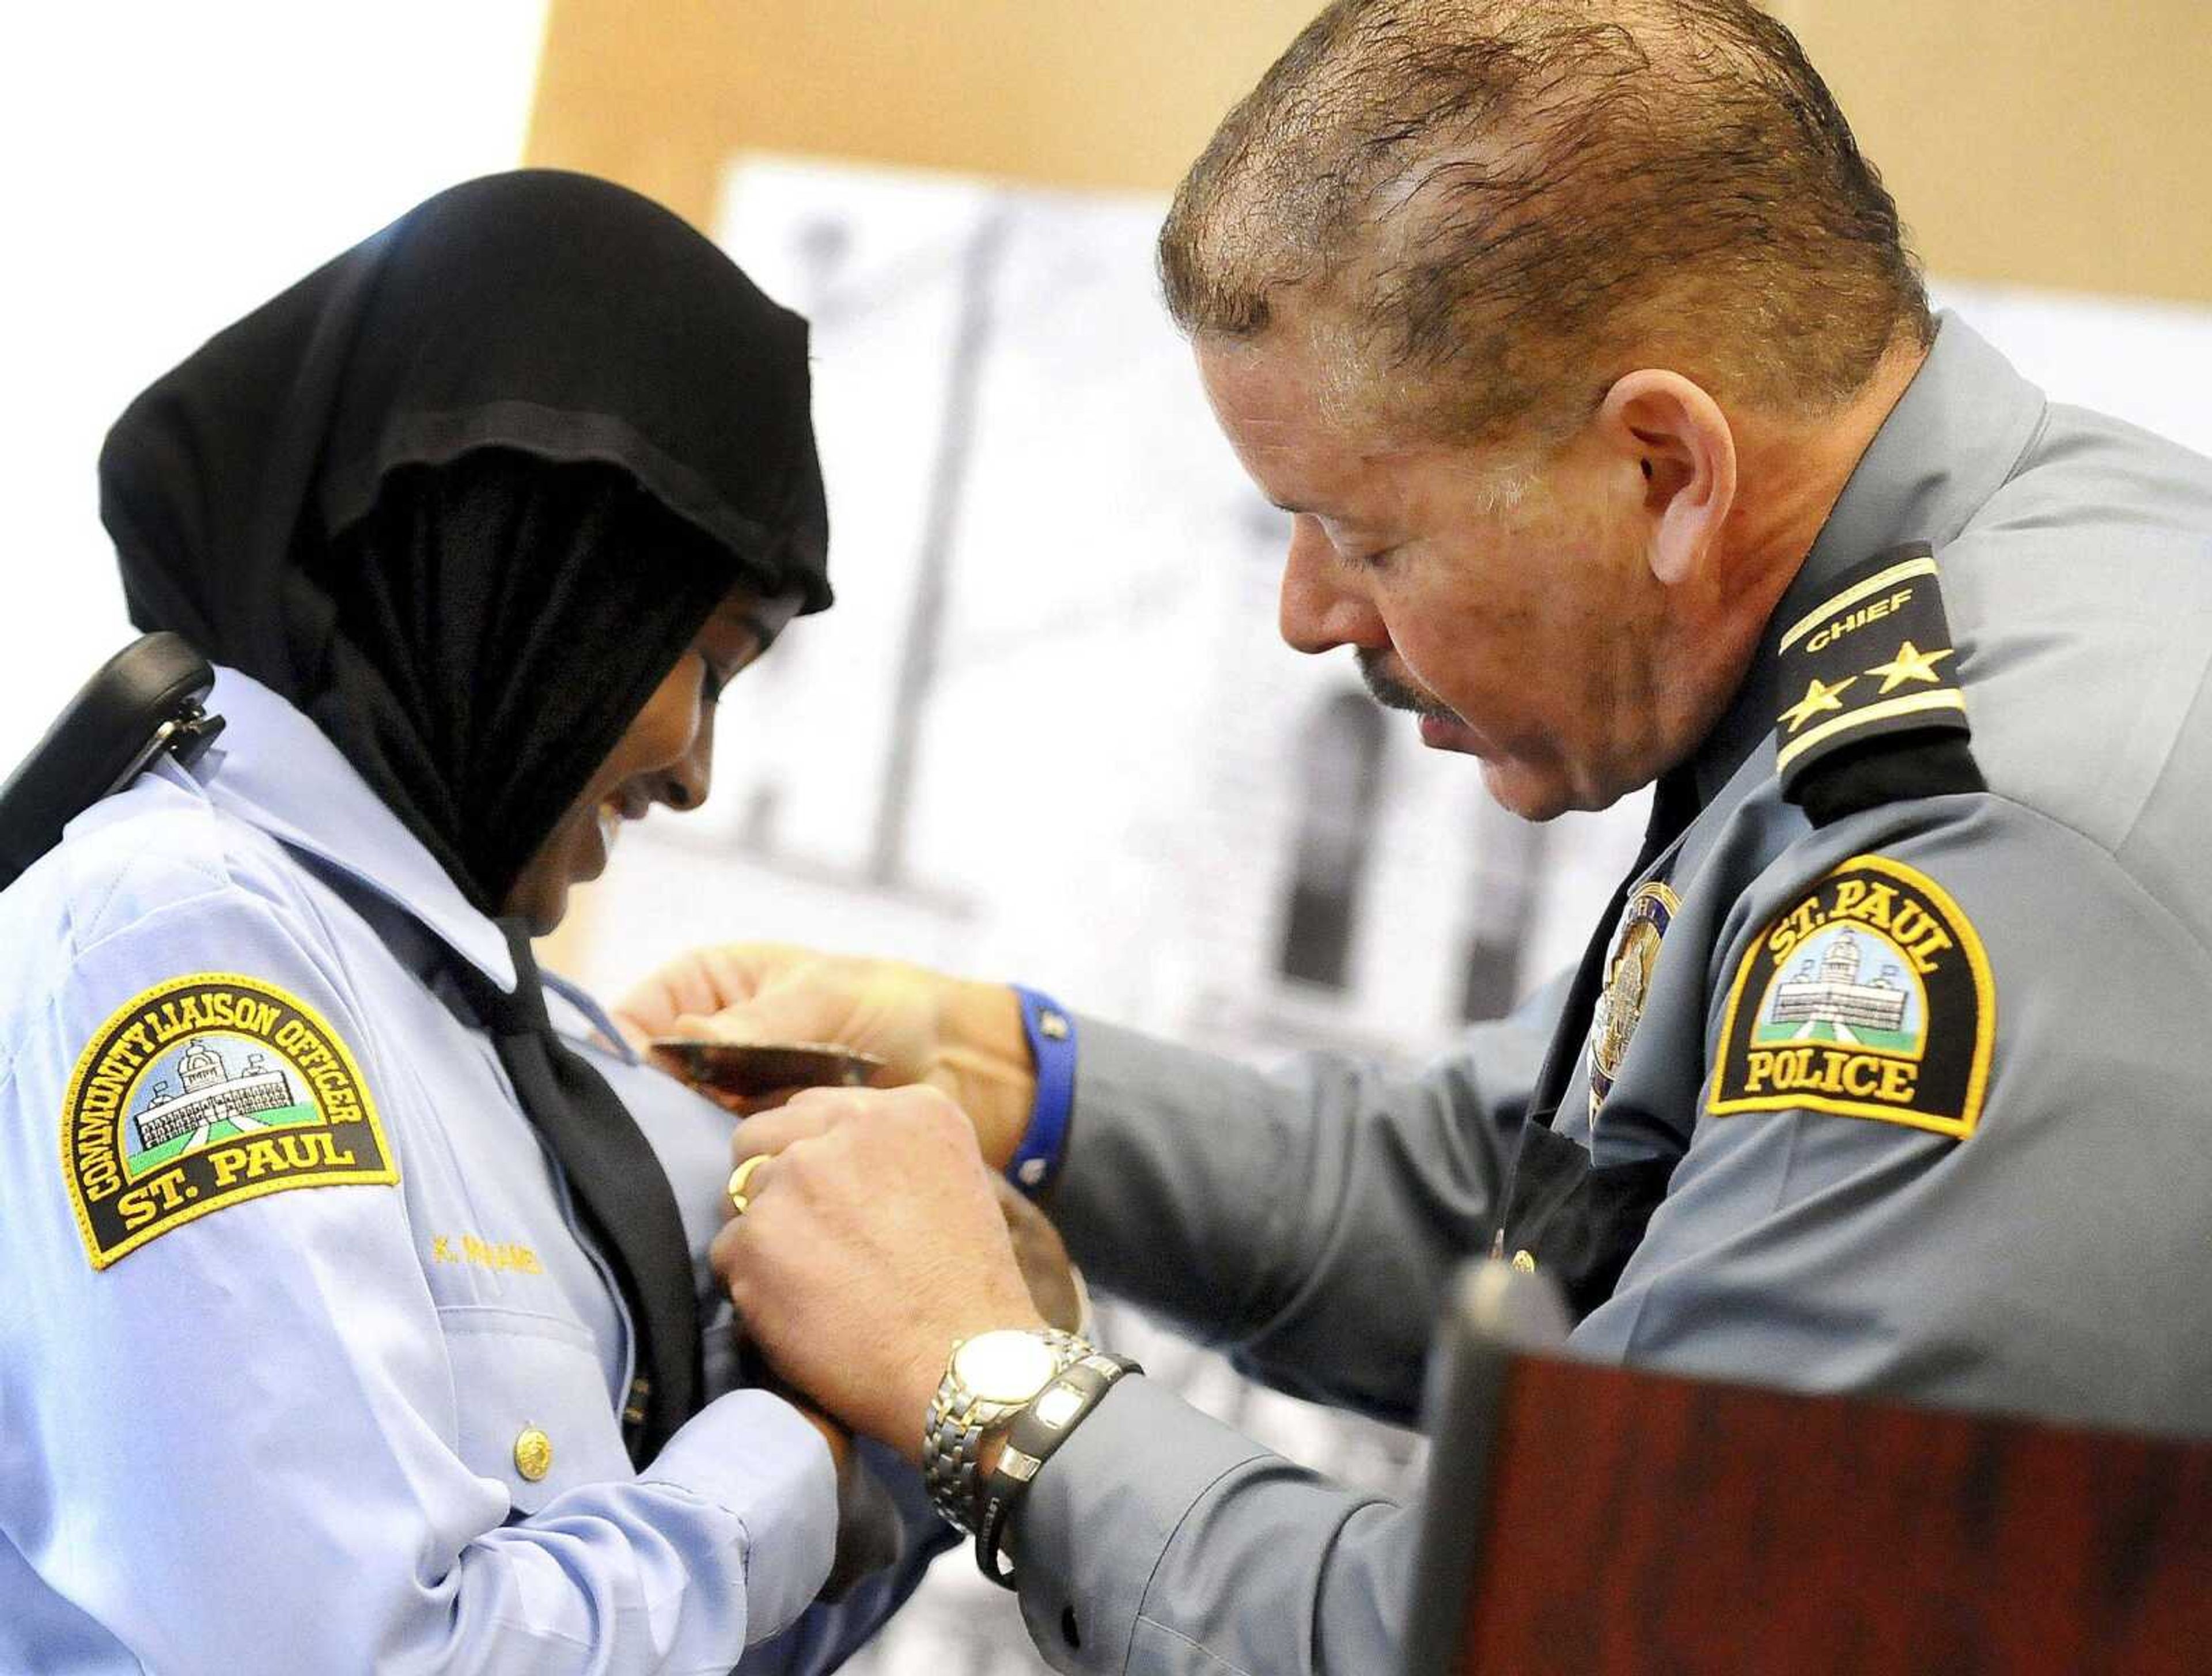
[1709,857,1994,1138]
[62,974,396,1269]
[1589,880,1679,1125]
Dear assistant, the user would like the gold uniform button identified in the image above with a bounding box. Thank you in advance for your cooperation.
[514,1425,554,1482]
[1510,1250,1537,1274]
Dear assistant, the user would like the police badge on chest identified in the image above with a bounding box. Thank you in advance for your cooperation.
[1588,880,1679,1126]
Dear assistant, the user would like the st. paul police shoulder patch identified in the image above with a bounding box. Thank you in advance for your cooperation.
[1709,856,1994,1138]
[62,973,397,1269]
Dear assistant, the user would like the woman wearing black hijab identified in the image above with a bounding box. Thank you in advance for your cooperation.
[0,172,921,1673]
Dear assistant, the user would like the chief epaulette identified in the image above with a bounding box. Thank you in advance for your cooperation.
[1772,542,1986,827]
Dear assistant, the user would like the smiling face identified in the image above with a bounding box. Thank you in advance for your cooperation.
[499,584,805,933]
[1195,329,1719,820]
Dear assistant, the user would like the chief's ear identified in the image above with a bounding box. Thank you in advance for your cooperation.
[1597,370,1737,588]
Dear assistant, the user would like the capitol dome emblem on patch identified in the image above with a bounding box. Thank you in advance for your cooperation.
[1709,855,1993,1138]
[62,973,397,1269]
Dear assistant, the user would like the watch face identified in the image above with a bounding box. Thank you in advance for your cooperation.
[953,1330,1060,1403]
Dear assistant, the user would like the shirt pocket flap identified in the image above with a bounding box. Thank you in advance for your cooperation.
[440,1306,632,1515]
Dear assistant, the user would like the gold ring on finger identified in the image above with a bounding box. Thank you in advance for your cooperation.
[726,1153,772,1216]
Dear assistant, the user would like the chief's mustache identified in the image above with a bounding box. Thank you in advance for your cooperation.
[1357,649,1457,721]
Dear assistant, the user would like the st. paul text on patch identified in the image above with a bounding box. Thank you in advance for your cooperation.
[1709,857,1993,1138]
[63,973,397,1268]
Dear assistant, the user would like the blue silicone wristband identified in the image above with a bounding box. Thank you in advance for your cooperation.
[1006,986,1076,1196]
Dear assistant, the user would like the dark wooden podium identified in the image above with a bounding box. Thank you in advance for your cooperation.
[1405,1265,2212,1675]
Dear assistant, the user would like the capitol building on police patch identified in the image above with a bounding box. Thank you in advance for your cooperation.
[132,1039,298,1154]
[1766,926,1910,1037]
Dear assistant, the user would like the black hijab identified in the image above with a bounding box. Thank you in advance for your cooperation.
[99,169,831,913]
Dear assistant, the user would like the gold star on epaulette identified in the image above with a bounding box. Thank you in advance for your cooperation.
[1779,674,1858,735]
[1864,638,1955,695]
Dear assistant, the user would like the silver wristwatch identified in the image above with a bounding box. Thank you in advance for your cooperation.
[922,1327,1088,1533]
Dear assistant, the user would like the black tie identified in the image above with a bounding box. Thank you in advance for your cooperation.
[454,922,701,1466]
[1486,769,1702,1306]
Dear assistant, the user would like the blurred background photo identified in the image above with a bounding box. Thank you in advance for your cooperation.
[11,4,2212,1670]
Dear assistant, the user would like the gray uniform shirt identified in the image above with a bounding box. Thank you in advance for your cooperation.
[1007,316,2212,1674]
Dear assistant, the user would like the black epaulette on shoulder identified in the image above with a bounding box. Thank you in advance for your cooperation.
[1772,542,1986,827]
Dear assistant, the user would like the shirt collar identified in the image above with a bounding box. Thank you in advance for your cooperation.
[196,667,519,994]
[1688,312,2050,804]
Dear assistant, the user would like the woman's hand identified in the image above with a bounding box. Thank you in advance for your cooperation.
[783,1399,908,1601]
[616,943,1036,1168]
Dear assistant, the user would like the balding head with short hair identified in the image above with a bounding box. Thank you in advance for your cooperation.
[1161,0,1930,452]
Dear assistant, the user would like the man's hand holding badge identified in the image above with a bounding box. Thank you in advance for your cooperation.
[629,945,1089,1588]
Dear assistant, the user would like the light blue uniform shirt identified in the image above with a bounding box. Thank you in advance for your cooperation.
[0,669,850,1672]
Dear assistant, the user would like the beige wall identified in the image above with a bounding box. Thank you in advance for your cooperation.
[1775,0,2212,305]
[527,0,2212,306]
[525,3,1314,228]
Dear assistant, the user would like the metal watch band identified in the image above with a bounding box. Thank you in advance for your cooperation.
[976,1350,1142,1590]
[922,1328,1086,1534]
